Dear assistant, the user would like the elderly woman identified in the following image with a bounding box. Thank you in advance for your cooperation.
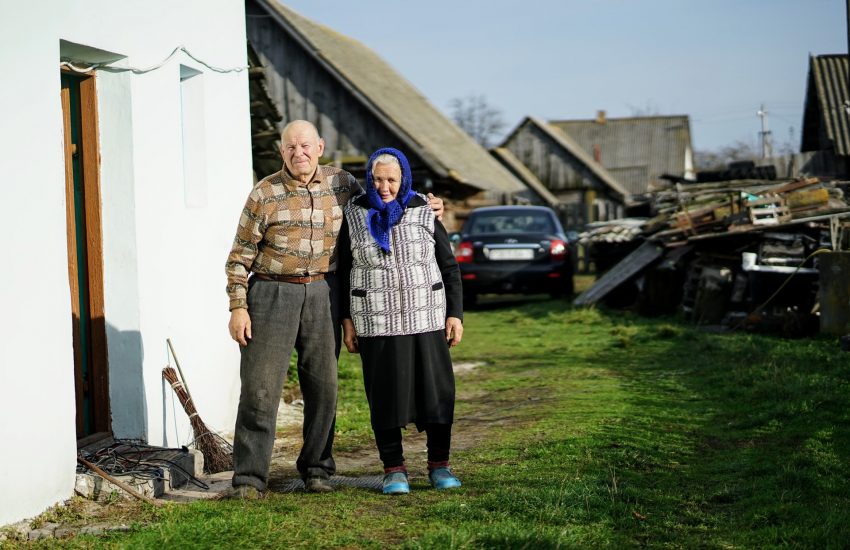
[338,147,464,495]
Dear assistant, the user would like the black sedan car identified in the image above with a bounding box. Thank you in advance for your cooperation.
[455,205,574,305]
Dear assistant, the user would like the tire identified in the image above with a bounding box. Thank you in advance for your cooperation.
[564,275,575,297]
[551,276,575,299]
[463,292,478,309]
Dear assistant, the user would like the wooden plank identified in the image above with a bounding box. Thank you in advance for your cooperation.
[76,431,112,449]
[773,176,820,194]
[573,241,664,306]
[747,195,784,207]
[689,210,850,241]
[79,75,111,436]
[747,195,792,225]
[61,78,85,439]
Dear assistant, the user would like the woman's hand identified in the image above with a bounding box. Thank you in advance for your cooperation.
[445,317,463,347]
[342,318,359,353]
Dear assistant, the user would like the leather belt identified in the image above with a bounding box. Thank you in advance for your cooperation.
[254,273,327,284]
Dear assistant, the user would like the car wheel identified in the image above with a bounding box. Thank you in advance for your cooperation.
[551,277,575,299]
[463,292,478,309]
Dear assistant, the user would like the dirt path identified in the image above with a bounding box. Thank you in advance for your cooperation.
[267,360,541,489]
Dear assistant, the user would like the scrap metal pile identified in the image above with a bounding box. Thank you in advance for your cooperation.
[575,176,850,336]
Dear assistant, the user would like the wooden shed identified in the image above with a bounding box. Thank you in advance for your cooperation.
[550,111,694,198]
[799,54,850,177]
[245,0,526,230]
[500,116,629,230]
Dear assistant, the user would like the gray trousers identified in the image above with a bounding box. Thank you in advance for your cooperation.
[232,275,340,490]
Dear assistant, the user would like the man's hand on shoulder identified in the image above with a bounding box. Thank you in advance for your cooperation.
[427,193,444,221]
[229,308,252,346]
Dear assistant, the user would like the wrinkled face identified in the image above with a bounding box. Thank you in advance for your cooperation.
[280,123,325,180]
[372,162,402,203]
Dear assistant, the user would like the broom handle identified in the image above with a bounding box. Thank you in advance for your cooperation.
[167,338,194,404]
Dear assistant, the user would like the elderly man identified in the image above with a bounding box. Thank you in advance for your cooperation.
[225,120,442,496]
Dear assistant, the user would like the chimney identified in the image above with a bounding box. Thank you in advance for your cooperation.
[593,144,602,163]
[595,110,606,124]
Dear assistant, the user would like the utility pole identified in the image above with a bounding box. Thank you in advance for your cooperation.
[757,103,773,159]
[788,126,795,156]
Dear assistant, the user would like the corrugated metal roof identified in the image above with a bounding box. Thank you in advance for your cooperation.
[548,115,692,195]
[255,1,524,194]
[490,147,560,208]
[801,54,850,156]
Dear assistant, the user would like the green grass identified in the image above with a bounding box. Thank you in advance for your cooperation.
[14,297,850,548]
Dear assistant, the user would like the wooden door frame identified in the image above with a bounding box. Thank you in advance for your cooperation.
[61,68,111,441]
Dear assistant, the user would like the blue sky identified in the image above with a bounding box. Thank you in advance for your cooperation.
[277,0,845,152]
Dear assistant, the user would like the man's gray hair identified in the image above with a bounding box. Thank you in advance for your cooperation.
[371,153,401,176]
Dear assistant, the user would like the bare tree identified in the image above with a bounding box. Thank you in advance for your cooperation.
[626,101,660,117]
[775,125,798,157]
[449,94,506,148]
[694,139,761,171]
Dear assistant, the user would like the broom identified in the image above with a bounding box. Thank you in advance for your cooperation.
[163,339,233,474]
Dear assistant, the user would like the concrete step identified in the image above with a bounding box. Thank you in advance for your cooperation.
[76,444,204,502]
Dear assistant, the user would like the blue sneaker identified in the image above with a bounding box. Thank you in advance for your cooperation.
[429,467,462,490]
[382,471,410,495]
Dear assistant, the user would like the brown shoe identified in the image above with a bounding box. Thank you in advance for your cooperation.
[222,485,263,500]
[304,477,334,493]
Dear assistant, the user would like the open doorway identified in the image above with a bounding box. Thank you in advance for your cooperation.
[60,70,111,444]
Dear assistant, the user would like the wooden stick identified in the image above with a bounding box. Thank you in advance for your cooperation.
[77,456,163,507]
[166,338,194,404]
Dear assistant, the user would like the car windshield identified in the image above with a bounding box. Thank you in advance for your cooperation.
[468,212,555,235]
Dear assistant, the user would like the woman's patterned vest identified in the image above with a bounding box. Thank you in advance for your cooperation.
[344,201,446,337]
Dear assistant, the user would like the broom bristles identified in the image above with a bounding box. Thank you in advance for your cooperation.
[163,367,233,473]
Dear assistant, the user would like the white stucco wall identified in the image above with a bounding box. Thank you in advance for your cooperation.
[0,1,250,526]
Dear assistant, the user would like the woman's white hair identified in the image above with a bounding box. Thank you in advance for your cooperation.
[371,153,401,176]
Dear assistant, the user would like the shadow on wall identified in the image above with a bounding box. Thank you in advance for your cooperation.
[104,322,147,440]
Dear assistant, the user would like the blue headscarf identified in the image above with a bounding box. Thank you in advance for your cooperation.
[364,147,416,253]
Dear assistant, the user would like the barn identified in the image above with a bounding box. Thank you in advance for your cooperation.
[244,0,529,229]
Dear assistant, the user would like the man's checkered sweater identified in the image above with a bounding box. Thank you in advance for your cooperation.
[342,195,461,337]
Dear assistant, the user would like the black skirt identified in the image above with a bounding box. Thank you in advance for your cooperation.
[357,329,456,431]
